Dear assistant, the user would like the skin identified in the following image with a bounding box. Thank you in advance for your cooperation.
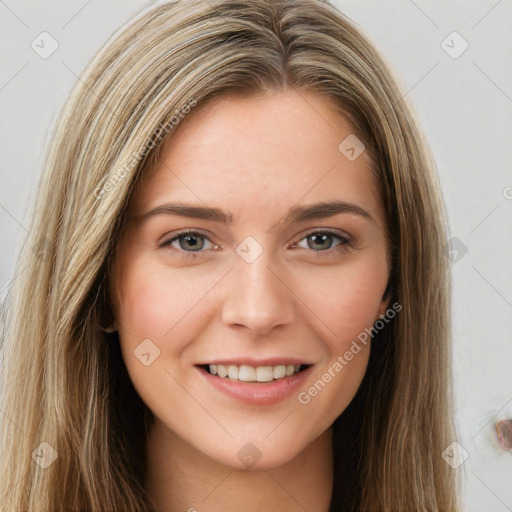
[109,90,390,512]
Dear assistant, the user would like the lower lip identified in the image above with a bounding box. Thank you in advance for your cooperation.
[197,366,314,406]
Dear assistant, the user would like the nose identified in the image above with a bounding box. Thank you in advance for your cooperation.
[221,250,296,336]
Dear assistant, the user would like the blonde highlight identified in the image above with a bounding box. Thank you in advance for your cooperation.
[0,1,461,510]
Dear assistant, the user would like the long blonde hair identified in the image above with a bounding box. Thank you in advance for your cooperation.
[0,1,461,510]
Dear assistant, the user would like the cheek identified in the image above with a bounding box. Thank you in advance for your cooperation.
[116,273,171,341]
[114,255,208,341]
[112,253,227,384]
[297,251,389,350]
[292,255,386,430]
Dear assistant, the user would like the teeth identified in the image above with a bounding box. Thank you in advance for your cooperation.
[256,366,273,382]
[228,365,239,379]
[238,365,256,381]
[273,365,286,379]
[208,363,304,382]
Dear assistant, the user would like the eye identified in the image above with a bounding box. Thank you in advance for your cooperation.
[293,230,352,254]
[159,229,353,259]
[160,230,219,255]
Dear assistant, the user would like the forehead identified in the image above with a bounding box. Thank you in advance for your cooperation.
[129,90,383,228]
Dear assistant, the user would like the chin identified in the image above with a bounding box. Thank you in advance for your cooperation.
[196,432,316,472]
[217,447,302,472]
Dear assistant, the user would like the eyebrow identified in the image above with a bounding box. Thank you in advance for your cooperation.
[132,199,376,225]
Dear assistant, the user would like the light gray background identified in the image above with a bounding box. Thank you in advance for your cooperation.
[1,1,511,510]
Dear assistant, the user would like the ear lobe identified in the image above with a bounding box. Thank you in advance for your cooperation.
[378,274,394,319]
[99,278,119,333]
[376,297,391,321]
[99,303,118,332]
[100,323,117,333]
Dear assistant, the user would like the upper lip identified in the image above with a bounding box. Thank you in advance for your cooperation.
[196,358,313,367]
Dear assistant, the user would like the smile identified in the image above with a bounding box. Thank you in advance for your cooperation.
[204,363,309,382]
[197,362,314,405]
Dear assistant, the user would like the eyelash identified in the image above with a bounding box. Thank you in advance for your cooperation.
[159,229,353,260]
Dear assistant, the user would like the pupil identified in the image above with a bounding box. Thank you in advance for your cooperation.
[310,234,330,250]
[182,234,202,251]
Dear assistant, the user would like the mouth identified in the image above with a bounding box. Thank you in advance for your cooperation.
[196,361,314,405]
[200,363,312,382]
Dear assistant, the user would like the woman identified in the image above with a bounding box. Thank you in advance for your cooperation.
[0,0,461,510]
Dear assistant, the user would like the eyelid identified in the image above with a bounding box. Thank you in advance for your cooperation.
[295,227,353,246]
[159,229,218,251]
[291,228,353,255]
[159,227,353,252]
[159,227,353,259]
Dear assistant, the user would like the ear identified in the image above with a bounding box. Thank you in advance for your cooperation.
[376,298,391,322]
[99,304,118,333]
[100,322,118,333]
[99,276,119,333]
[376,279,392,320]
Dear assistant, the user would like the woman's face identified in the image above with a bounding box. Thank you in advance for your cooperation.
[110,90,390,470]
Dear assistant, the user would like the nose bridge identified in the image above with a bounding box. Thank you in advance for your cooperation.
[221,240,295,334]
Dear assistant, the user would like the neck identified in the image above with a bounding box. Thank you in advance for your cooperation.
[144,421,333,512]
